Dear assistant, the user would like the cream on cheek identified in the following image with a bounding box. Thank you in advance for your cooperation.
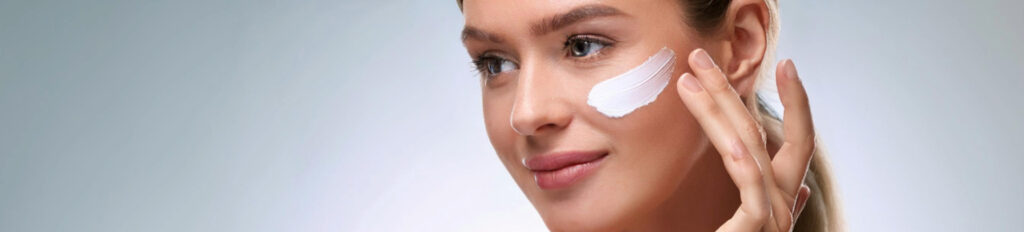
[586,47,676,118]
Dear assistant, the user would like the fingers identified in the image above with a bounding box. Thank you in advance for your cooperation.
[686,49,791,231]
[688,49,785,197]
[714,142,773,232]
[676,73,741,162]
[714,141,772,231]
[680,49,816,231]
[687,49,772,169]
[677,73,771,231]
[770,59,817,197]
[793,184,812,220]
[682,50,817,231]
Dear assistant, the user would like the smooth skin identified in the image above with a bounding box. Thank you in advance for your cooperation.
[462,0,816,230]
[678,50,814,231]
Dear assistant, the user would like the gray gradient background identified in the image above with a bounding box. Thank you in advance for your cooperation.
[1,0,1022,231]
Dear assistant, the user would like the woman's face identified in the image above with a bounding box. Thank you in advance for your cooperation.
[462,0,721,230]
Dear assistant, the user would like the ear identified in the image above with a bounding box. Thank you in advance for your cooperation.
[717,0,769,98]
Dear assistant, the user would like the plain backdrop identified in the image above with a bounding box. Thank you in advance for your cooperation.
[1,0,1022,231]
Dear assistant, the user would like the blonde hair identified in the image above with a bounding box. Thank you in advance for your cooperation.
[456,0,842,230]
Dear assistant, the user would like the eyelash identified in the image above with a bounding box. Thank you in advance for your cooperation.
[563,34,614,61]
[471,52,511,79]
[471,34,615,79]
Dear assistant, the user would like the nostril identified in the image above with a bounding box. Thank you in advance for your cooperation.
[511,113,568,136]
[508,80,574,136]
[535,123,559,134]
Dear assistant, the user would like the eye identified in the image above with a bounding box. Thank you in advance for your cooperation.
[565,35,609,58]
[474,55,519,78]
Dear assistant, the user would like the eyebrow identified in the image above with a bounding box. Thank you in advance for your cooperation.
[461,4,627,43]
[461,26,503,43]
[530,4,625,36]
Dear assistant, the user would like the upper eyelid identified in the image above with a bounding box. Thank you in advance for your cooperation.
[473,52,519,77]
[473,34,612,58]
[476,50,518,64]
[564,35,614,50]
[473,34,613,71]
[566,34,614,43]
[564,35,613,57]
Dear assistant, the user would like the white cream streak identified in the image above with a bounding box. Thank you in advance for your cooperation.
[587,47,676,118]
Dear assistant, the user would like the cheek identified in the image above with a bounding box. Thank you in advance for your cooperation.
[600,81,705,160]
[593,54,704,155]
[569,77,706,225]
[481,90,540,183]
[587,65,708,197]
[482,92,515,156]
[482,88,567,203]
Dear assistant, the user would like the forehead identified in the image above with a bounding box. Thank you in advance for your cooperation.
[461,0,675,36]
[463,0,581,22]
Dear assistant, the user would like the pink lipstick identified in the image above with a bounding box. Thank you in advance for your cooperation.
[525,150,608,189]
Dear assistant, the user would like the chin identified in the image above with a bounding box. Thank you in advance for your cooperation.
[526,173,646,232]
[539,210,625,232]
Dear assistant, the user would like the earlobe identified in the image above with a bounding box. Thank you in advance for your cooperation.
[722,1,770,96]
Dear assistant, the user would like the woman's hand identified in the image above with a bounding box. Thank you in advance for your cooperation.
[675,49,815,232]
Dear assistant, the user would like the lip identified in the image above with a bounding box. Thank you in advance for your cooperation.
[525,150,608,190]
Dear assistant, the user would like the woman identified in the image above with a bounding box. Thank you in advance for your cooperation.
[458,0,841,231]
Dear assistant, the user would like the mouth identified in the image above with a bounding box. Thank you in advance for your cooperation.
[525,150,609,190]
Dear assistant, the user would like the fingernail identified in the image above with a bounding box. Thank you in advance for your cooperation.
[785,59,800,82]
[731,140,747,161]
[693,49,715,70]
[681,73,703,92]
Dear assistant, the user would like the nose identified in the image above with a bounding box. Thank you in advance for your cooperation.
[510,62,573,136]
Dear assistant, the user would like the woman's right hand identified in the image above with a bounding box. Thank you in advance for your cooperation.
[675,48,815,232]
